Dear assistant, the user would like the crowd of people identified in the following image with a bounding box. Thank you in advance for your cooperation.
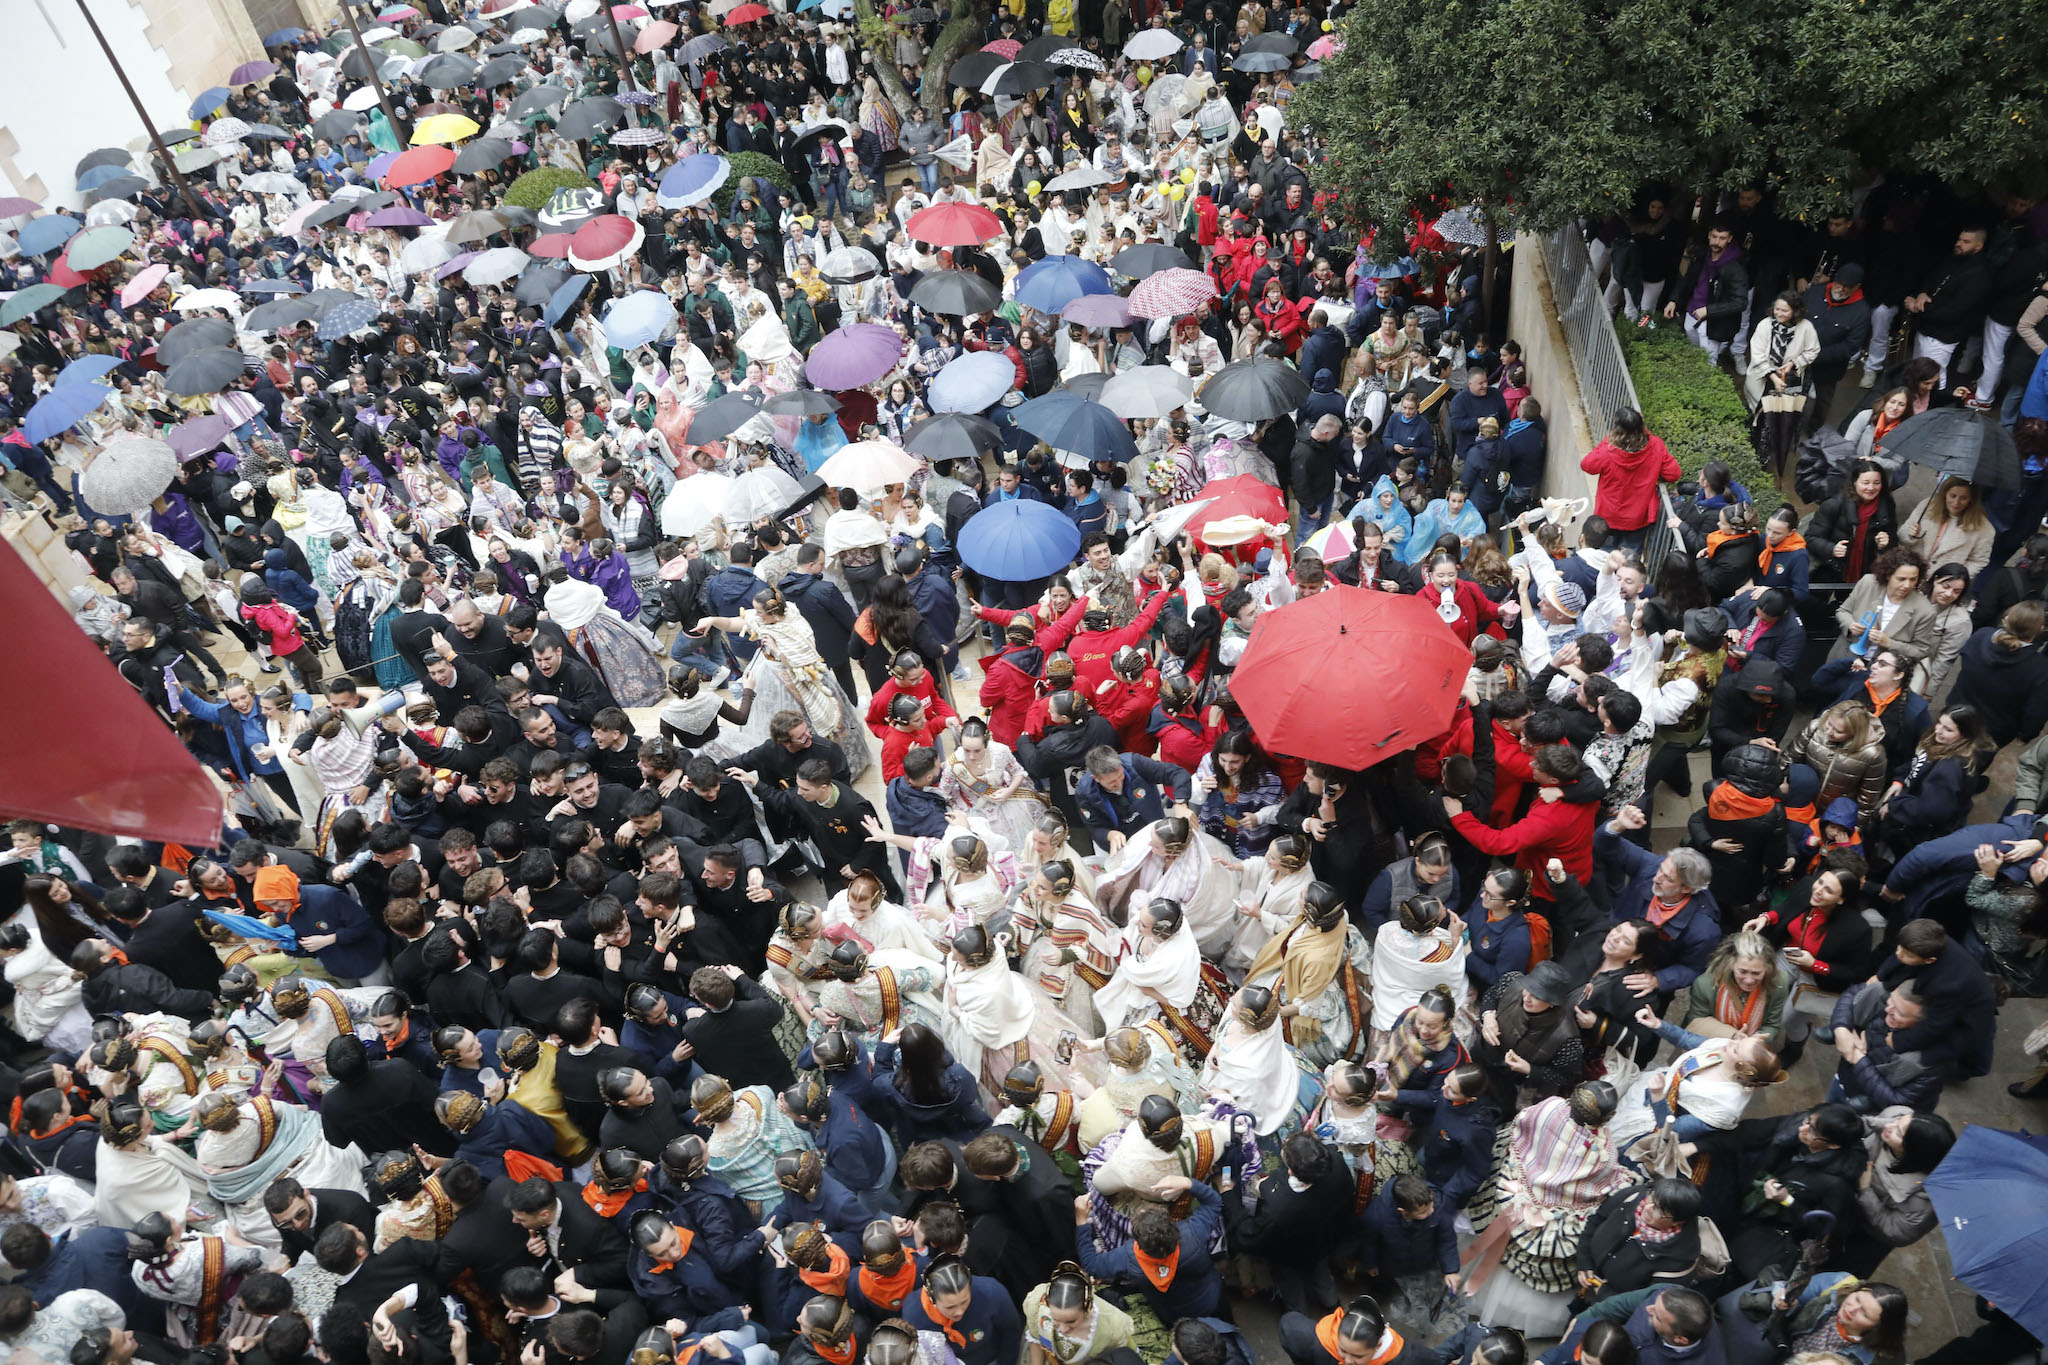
[2,4,2048,1365]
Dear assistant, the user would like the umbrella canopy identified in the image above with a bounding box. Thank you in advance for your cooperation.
[1061,292,1134,329]
[904,201,1002,247]
[400,235,465,272]
[80,435,177,514]
[928,350,1016,413]
[171,287,241,313]
[1100,366,1192,420]
[411,112,481,143]
[85,200,140,227]
[657,154,729,209]
[659,473,734,536]
[538,184,608,233]
[164,347,248,396]
[1925,1125,2048,1343]
[1230,49,1292,71]
[165,413,240,463]
[63,226,133,271]
[313,109,365,140]
[554,96,625,139]
[158,317,237,365]
[17,216,81,256]
[1111,244,1194,277]
[54,356,125,390]
[820,246,880,283]
[436,23,480,48]
[189,87,231,119]
[981,37,1021,56]
[725,465,808,524]
[568,214,644,270]
[385,145,457,186]
[476,55,526,86]
[802,327,909,392]
[635,18,679,50]
[511,84,571,116]
[948,50,1005,88]
[1876,406,2026,489]
[1045,164,1112,193]
[689,394,765,443]
[1431,206,1513,248]
[979,60,1054,96]
[513,265,569,304]
[0,283,66,325]
[1128,266,1219,319]
[74,164,131,193]
[761,389,842,418]
[365,206,434,227]
[0,197,40,218]
[120,262,170,308]
[1233,587,1469,765]
[24,382,112,442]
[77,149,133,176]
[442,207,512,242]
[230,58,279,84]
[958,500,1082,581]
[904,411,1001,462]
[817,439,922,492]
[464,246,530,285]
[1199,355,1311,420]
[243,297,318,333]
[908,269,1001,316]
[1362,255,1419,281]
[1181,473,1286,541]
[602,289,676,347]
[317,297,380,340]
[1123,29,1182,58]
[542,275,592,327]
[723,3,771,22]
[1013,253,1112,314]
[264,26,311,44]
[1013,391,1139,462]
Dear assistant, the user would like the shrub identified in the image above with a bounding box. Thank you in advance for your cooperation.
[1618,325,1781,515]
[712,151,795,214]
[505,167,596,211]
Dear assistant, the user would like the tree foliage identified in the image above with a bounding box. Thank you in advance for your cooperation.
[713,151,796,211]
[505,167,596,211]
[855,0,984,120]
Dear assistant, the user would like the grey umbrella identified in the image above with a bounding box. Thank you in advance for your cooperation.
[1230,50,1292,72]
[165,346,249,396]
[515,265,570,305]
[85,176,149,204]
[1111,244,1194,276]
[511,83,571,116]
[314,110,366,140]
[317,297,380,340]
[1240,31,1298,53]
[301,288,366,320]
[157,317,236,366]
[80,436,177,515]
[1198,355,1311,420]
[476,56,525,87]
[244,297,319,332]
[75,149,132,177]
[414,52,480,88]
[909,270,1002,316]
[452,139,519,175]
[904,411,1001,461]
[444,208,512,242]
[761,389,842,417]
[1876,406,2027,489]
[690,394,765,443]
[553,97,624,141]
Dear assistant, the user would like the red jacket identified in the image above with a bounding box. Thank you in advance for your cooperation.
[973,598,1087,654]
[1095,669,1161,753]
[1413,577,1504,646]
[1580,433,1681,532]
[1488,722,1537,825]
[1150,705,1221,772]
[865,674,958,739]
[880,722,941,783]
[979,650,1041,749]
[1451,794,1597,895]
[242,601,308,655]
[1069,592,1169,693]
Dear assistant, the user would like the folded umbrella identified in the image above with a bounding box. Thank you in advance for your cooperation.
[165,347,249,396]
[1013,391,1139,462]
[909,269,1001,316]
[1013,253,1111,313]
[904,411,1001,462]
[1876,406,2026,490]
[928,350,1016,413]
[1198,355,1310,421]
[804,323,904,390]
[959,500,1082,581]
[688,394,765,444]
[1100,365,1192,420]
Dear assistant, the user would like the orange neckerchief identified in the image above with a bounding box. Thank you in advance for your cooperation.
[1784,801,1817,828]
[584,1177,648,1218]
[1133,1243,1180,1290]
[812,1338,856,1365]
[1756,530,1806,575]
[1646,893,1691,928]
[858,1261,918,1311]
[1314,1311,1406,1365]
[384,1018,410,1048]
[1864,681,1901,716]
[106,948,130,966]
[920,1289,968,1347]
[1705,528,1751,558]
[1707,783,1778,822]
[799,1243,852,1297]
[647,1225,696,1274]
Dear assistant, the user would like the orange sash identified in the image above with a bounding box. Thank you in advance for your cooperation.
[799,1243,852,1297]
[1314,1310,1405,1365]
[858,1260,917,1312]
[1134,1243,1180,1290]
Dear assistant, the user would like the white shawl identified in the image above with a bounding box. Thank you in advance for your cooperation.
[1199,1015,1298,1135]
[824,891,941,961]
[1368,922,1469,1031]
[543,576,608,631]
[947,953,1035,1050]
[94,1138,213,1229]
[1093,916,1201,1031]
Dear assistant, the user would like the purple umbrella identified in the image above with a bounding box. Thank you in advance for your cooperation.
[364,151,400,181]
[1061,292,1134,328]
[230,59,279,85]
[366,206,434,227]
[803,323,905,390]
[168,413,238,460]
[435,251,481,279]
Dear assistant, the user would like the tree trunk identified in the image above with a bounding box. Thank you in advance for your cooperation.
[854,0,988,121]
[1479,204,1498,344]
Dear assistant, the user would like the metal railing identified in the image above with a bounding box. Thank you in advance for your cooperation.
[1536,223,1640,441]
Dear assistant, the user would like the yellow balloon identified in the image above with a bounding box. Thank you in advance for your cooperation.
[1180,166,1196,184]
[1167,184,1185,200]
[1321,17,1333,29]
[1026,180,1042,196]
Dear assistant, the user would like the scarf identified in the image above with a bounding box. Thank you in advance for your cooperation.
[1872,407,1904,449]
[1632,1197,1680,1244]
[647,1225,696,1273]
[1133,1243,1179,1290]
[1706,783,1778,821]
[1767,320,1796,370]
[1646,893,1691,928]
[1704,528,1752,559]
[1314,1312,1405,1365]
[1507,417,1532,437]
[1846,497,1879,582]
[812,1339,856,1365]
[920,1289,968,1347]
[1378,1006,1442,1092]
[1715,979,1766,1034]
[858,1261,917,1312]
[106,948,131,966]
[1862,680,1901,716]
[799,1242,851,1296]
[583,1176,648,1217]
[1243,917,1346,1046]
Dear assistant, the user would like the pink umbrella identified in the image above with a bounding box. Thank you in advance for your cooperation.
[634,18,678,51]
[611,3,649,15]
[1128,266,1218,319]
[120,263,170,308]
[1061,292,1133,328]
[366,206,435,227]
[1306,33,1341,58]
[280,202,321,237]
[982,38,1021,57]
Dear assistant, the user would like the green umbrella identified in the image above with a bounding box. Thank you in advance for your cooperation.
[376,36,428,56]
[66,226,135,271]
[0,284,68,325]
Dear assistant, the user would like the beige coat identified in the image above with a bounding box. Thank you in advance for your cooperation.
[1899,495,1996,577]
[1830,573,1941,665]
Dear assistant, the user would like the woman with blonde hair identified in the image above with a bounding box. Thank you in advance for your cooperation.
[1677,930,1789,1049]
[1900,477,1993,575]
[1784,700,1892,820]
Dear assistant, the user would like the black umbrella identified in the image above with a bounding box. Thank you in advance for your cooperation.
[1230,50,1292,72]
[165,346,249,396]
[537,184,607,233]
[244,297,318,332]
[948,51,1005,88]
[690,393,765,443]
[157,128,202,146]
[1198,355,1311,420]
[788,120,851,161]
[476,56,525,87]
[1240,31,1298,53]
[895,5,937,19]
[515,265,570,305]
[313,110,365,140]
[453,138,519,174]
[85,176,149,203]
[982,60,1055,96]
[158,317,236,366]
[1111,244,1194,276]
[553,96,624,140]
[910,269,1002,316]
[244,124,293,141]
[499,205,540,228]
[1876,407,2027,489]
[303,200,357,229]
[510,84,571,116]
[1016,34,1068,62]
[904,411,1001,461]
[415,52,480,88]
[75,149,132,177]
[340,46,408,82]
[301,288,366,320]
[761,389,842,417]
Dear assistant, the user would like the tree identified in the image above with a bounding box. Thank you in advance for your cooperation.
[853,0,985,121]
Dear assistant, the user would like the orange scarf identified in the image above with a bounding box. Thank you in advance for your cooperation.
[1756,530,1806,576]
[799,1243,852,1297]
[106,948,130,966]
[919,1289,968,1347]
[647,1226,696,1274]
[1133,1244,1180,1290]
[583,1177,648,1218]
[1314,1311,1406,1365]
[1873,408,1903,447]
[1706,783,1778,822]
[858,1261,917,1312]
[1704,529,1751,559]
[813,1339,856,1365]
[1863,681,1901,717]
[1715,980,1765,1033]
[1646,893,1690,927]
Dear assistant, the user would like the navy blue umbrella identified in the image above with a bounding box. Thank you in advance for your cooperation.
[959,499,1082,581]
[1012,391,1139,462]
[24,383,113,443]
[316,297,379,341]
[1926,1126,2048,1343]
[543,275,591,328]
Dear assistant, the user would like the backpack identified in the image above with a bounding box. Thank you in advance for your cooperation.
[1525,911,1552,970]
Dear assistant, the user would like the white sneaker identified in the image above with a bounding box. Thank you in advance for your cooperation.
[710,664,731,689]
[1859,369,1878,388]
[950,664,971,681]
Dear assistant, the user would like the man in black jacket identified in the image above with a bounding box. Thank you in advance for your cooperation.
[71,941,214,1020]
[531,636,620,730]
[108,566,227,687]
[682,965,794,1091]
[265,1179,379,1264]
[962,1127,1077,1283]
[317,1221,456,1357]
[1801,265,1874,433]
[1906,224,1993,388]
[1329,518,1418,593]
[507,1175,633,1295]
[440,1160,547,1298]
[552,998,655,1143]
[100,888,222,994]
[1663,221,1750,365]
[1289,414,1342,541]
[1221,1132,1355,1317]
[1573,1179,1706,1306]
[781,545,859,701]
[320,1035,458,1157]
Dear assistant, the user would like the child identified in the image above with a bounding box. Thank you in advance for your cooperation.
[240,582,323,690]
[879,693,941,783]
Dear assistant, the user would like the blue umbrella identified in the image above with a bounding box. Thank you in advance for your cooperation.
[16,215,81,257]
[189,87,232,120]
[316,297,379,340]
[55,356,126,388]
[1013,391,1139,462]
[1926,1125,2048,1343]
[263,27,311,45]
[1013,253,1112,313]
[657,154,729,209]
[604,290,676,348]
[1363,255,1418,281]
[203,908,301,949]
[959,499,1082,581]
[544,274,591,328]
[928,350,1017,413]
[75,165,131,193]
[24,383,113,444]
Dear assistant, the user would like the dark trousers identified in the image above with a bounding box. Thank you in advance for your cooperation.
[167,628,227,684]
[257,770,302,814]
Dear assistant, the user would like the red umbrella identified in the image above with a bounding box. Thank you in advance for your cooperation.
[1179,474,1284,541]
[1231,586,1471,766]
[982,38,1021,56]
[905,201,1002,246]
[569,214,645,270]
[723,3,770,22]
[47,253,89,290]
[384,145,456,187]
[528,233,575,258]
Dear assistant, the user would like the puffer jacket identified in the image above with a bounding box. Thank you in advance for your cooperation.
[1785,714,1891,819]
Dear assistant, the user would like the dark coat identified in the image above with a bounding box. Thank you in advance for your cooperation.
[1575,1186,1706,1300]
[679,972,795,1092]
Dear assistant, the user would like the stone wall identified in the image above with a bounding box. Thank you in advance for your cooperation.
[1506,232,1599,509]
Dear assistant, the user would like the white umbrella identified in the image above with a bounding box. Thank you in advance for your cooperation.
[242,171,306,196]
[1149,496,1217,546]
[933,135,974,172]
[342,86,383,112]
[401,235,463,272]
[175,147,226,174]
[1143,73,1188,115]
[507,26,550,42]
[436,24,480,49]
[80,436,177,515]
[203,118,252,146]
[358,24,401,40]
[464,246,529,285]
[173,288,242,312]
[564,0,601,18]
[1046,164,1110,192]
[820,246,880,282]
[726,465,806,524]
[85,201,141,227]
[660,472,734,536]
[817,438,921,492]
[1123,29,1182,59]
[1100,365,1192,419]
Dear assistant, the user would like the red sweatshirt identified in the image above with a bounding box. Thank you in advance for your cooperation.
[1095,669,1162,753]
[1069,592,1170,693]
[1451,794,1597,896]
[865,674,957,739]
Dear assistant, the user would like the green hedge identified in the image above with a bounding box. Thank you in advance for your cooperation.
[713,152,796,214]
[504,167,596,211]
[1617,326,1782,514]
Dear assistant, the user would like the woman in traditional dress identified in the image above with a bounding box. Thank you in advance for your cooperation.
[91,1100,215,1233]
[1606,1009,1784,1169]
[658,666,756,750]
[192,1092,366,1249]
[764,904,837,1028]
[1017,813,1099,902]
[1196,985,1319,1148]
[1072,1023,1201,1154]
[866,819,1020,940]
[366,1149,457,1251]
[1221,830,1317,974]
[690,1073,817,1216]
[938,717,1043,851]
[1094,816,1240,961]
[811,940,947,1049]
[1369,896,1469,1043]
[1459,1082,1632,1336]
[1012,858,1116,1037]
[1092,897,1204,1037]
[1369,988,1466,1177]
[1240,881,1372,1069]
[1303,1059,1379,1205]
[542,565,668,707]
[1022,1263,1133,1365]
[940,925,1044,1097]
[823,870,940,961]
[693,589,869,775]
[126,1211,271,1347]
